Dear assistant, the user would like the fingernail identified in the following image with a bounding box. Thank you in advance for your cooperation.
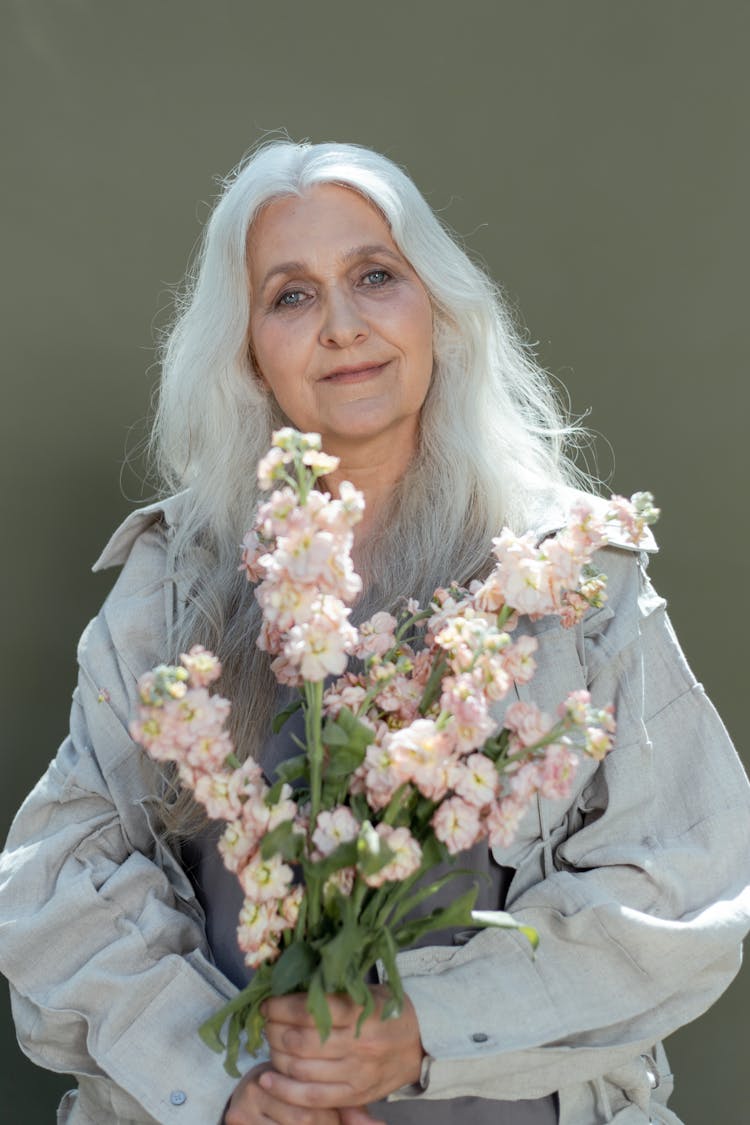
[259,1072,273,1090]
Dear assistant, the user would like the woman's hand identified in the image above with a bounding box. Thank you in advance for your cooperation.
[223,1062,340,1124]
[259,985,425,1110]
[223,1063,382,1124]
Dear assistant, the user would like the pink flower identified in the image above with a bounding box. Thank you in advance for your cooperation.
[227,758,265,807]
[539,744,578,800]
[280,884,304,927]
[486,796,526,849]
[284,598,358,681]
[218,821,258,873]
[374,673,422,723]
[302,450,340,475]
[431,796,482,855]
[606,493,659,547]
[440,674,496,754]
[323,674,368,717]
[179,645,223,687]
[452,753,499,808]
[559,689,593,725]
[315,482,365,537]
[312,806,360,857]
[240,791,275,841]
[324,866,356,899]
[387,718,455,797]
[362,741,402,811]
[266,784,299,832]
[273,525,340,585]
[504,701,554,749]
[241,938,282,969]
[255,487,299,539]
[192,772,236,820]
[585,726,614,761]
[257,446,290,490]
[364,825,422,887]
[472,571,507,614]
[354,611,398,658]
[500,635,538,685]
[185,730,234,775]
[239,530,266,582]
[256,576,320,632]
[239,852,295,903]
[236,898,286,967]
[238,897,286,944]
[507,760,542,802]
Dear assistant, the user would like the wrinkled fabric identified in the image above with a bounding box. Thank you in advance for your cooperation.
[1,491,749,1125]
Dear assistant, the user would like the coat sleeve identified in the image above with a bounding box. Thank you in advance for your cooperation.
[398,546,750,1102]
[0,519,266,1125]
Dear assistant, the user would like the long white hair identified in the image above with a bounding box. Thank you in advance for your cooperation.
[150,140,586,811]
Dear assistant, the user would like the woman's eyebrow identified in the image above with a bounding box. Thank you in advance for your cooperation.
[258,244,404,294]
[340,243,404,266]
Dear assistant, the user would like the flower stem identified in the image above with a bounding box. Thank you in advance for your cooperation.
[305,679,324,927]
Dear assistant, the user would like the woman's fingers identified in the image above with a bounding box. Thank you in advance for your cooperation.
[269,1048,384,1084]
[263,985,424,1104]
[264,1020,351,1059]
[259,1068,352,1110]
[224,1063,341,1125]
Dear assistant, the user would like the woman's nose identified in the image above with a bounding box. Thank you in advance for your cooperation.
[319,289,369,348]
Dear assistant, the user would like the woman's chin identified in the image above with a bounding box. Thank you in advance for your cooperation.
[318,409,418,456]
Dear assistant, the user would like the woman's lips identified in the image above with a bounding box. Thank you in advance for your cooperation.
[322,361,387,384]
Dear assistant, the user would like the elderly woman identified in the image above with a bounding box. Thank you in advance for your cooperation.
[1,141,749,1125]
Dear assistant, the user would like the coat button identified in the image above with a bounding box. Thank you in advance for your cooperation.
[471,1032,489,1043]
[170,1090,187,1106]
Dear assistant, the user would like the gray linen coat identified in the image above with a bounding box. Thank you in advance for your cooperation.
[1,493,749,1125]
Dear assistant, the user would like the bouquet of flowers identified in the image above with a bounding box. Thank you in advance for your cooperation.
[130,428,658,1075]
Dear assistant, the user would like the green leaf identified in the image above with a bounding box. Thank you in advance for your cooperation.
[244,1000,267,1055]
[272,698,303,734]
[314,840,359,883]
[394,886,478,947]
[418,830,446,868]
[343,969,371,1011]
[375,929,404,1021]
[270,941,317,996]
[350,793,370,822]
[265,778,286,806]
[274,753,310,784]
[260,818,304,862]
[323,743,369,782]
[319,921,364,992]
[323,707,375,752]
[226,1010,242,1078]
[387,868,477,927]
[353,976,376,1035]
[199,969,273,1071]
[306,969,333,1042]
[471,909,539,951]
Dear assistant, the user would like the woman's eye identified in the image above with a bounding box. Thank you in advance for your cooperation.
[362,269,391,286]
[276,289,307,309]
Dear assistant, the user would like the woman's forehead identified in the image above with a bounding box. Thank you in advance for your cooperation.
[247,184,402,290]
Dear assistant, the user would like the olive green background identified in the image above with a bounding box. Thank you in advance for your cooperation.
[1,2,747,1121]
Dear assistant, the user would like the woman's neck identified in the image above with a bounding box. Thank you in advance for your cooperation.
[321,434,416,546]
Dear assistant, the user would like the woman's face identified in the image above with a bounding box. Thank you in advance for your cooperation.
[247,183,434,461]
